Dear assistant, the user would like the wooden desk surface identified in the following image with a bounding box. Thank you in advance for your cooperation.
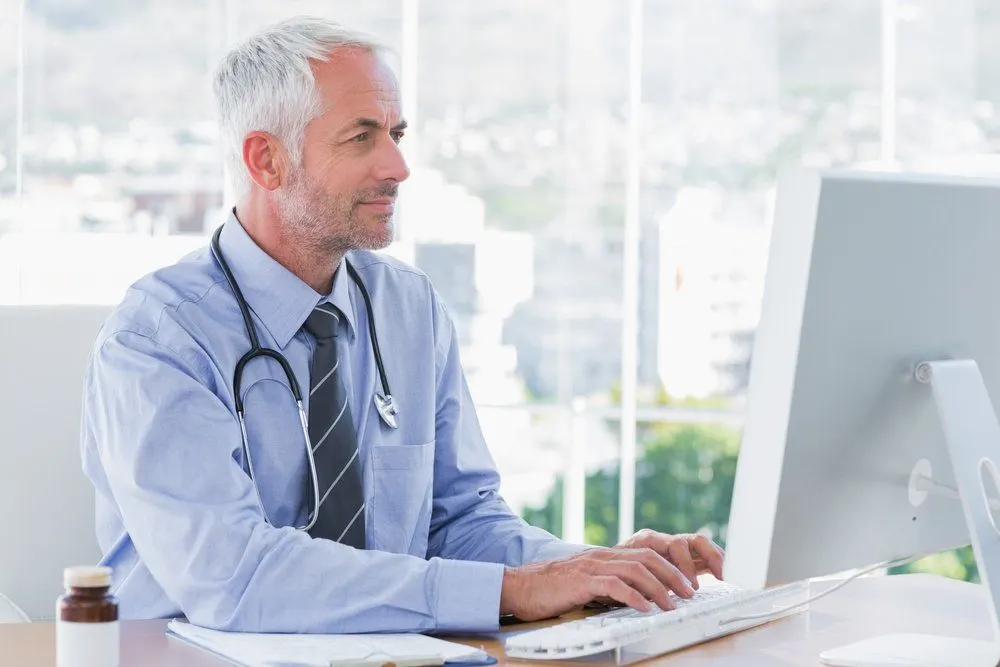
[2,574,992,667]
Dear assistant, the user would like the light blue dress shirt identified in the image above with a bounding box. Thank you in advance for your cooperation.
[80,213,584,633]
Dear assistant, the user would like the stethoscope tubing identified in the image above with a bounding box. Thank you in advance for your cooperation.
[209,225,394,531]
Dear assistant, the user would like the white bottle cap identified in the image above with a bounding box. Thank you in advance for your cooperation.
[63,566,112,589]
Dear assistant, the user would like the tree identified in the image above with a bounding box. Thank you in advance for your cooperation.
[523,423,740,547]
[523,421,979,585]
[890,547,978,583]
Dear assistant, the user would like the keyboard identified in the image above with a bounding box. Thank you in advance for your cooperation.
[504,580,811,661]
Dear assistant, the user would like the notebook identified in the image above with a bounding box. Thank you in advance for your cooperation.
[166,620,496,667]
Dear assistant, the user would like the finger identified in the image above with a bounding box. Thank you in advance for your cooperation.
[600,560,672,611]
[589,576,656,613]
[620,548,696,599]
[627,531,699,582]
[666,540,699,590]
[691,555,722,571]
[626,530,672,557]
[689,535,725,580]
[585,547,618,562]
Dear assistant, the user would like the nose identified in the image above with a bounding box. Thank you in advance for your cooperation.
[373,136,410,184]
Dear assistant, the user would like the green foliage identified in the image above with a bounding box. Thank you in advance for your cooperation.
[608,383,734,410]
[522,423,740,547]
[523,421,979,585]
[633,424,739,545]
[890,546,978,583]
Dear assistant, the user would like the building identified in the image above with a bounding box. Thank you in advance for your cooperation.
[126,172,223,235]
[657,186,771,399]
[502,217,662,402]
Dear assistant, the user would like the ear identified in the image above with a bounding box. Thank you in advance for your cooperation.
[242,132,288,192]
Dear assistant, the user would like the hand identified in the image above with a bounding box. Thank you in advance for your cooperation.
[499,546,697,622]
[616,529,725,590]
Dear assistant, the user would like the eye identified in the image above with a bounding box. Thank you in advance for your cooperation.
[352,132,370,143]
[390,130,405,144]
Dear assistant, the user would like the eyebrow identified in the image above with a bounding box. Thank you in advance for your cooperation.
[350,118,408,132]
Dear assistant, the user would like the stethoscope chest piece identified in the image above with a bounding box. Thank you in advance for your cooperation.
[375,393,399,429]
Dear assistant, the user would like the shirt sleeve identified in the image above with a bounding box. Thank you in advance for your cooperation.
[425,296,591,566]
[85,329,504,633]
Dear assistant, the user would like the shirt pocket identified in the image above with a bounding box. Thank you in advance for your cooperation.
[370,441,434,558]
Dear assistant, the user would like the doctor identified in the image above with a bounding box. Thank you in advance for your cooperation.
[81,16,724,634]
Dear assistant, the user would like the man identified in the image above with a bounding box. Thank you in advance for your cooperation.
[81,16,724,634]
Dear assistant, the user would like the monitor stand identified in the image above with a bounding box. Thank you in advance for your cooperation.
[820,360,1000,667]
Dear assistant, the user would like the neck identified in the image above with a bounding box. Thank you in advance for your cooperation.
[234,200,344,295]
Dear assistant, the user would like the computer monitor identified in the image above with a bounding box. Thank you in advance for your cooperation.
[722,169,1000,667]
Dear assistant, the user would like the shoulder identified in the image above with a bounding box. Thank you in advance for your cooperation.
[346,250,432,289]
[94,244,227,364]
[345,249,447,311]
[345,249,456,345]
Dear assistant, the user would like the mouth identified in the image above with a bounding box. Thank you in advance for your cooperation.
[358,198,395,211]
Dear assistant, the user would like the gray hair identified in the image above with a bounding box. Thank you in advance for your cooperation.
[213,16,385,200]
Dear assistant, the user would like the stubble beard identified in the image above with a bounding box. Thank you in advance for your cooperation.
[275,168,395,258]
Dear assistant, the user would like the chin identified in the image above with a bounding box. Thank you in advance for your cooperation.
[345,208,395,251]
[363,221,395,250]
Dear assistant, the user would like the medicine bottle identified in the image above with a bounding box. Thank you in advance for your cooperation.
[56,566,119,667]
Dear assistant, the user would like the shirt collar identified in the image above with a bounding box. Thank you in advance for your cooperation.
[215,212,358,348]
[318,251,358,342]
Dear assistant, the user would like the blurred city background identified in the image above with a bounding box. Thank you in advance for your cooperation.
[1,0,995,582]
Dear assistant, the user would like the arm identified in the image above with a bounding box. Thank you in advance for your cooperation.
[85,330,503,633]
[425,298,589,566]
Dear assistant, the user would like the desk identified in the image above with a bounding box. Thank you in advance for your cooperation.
[1,574,992,666]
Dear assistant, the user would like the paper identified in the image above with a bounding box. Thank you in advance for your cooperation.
[166,620,489,667]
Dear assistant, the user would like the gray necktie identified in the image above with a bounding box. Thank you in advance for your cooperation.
[303,304,366,548]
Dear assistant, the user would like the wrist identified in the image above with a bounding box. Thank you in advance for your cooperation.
[499,566,522,617]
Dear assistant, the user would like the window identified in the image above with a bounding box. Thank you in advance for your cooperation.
[416,1,628,525]
[1,0,20,300]
[3,1,991,579]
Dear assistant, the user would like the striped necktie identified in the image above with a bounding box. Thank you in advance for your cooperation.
[302,303,366,548]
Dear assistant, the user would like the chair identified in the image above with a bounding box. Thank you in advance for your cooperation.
[0,306,111,620]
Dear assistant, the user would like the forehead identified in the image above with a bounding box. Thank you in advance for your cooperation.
[311,47,401,121]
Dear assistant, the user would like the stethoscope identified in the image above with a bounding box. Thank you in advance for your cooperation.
[210,226,399,532]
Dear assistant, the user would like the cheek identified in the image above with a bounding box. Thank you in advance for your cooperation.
[301,145,353,186]
[304,158,344,188]
[301,162,354,205]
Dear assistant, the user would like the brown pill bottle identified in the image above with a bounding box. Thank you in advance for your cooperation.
[56,566,120,667]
